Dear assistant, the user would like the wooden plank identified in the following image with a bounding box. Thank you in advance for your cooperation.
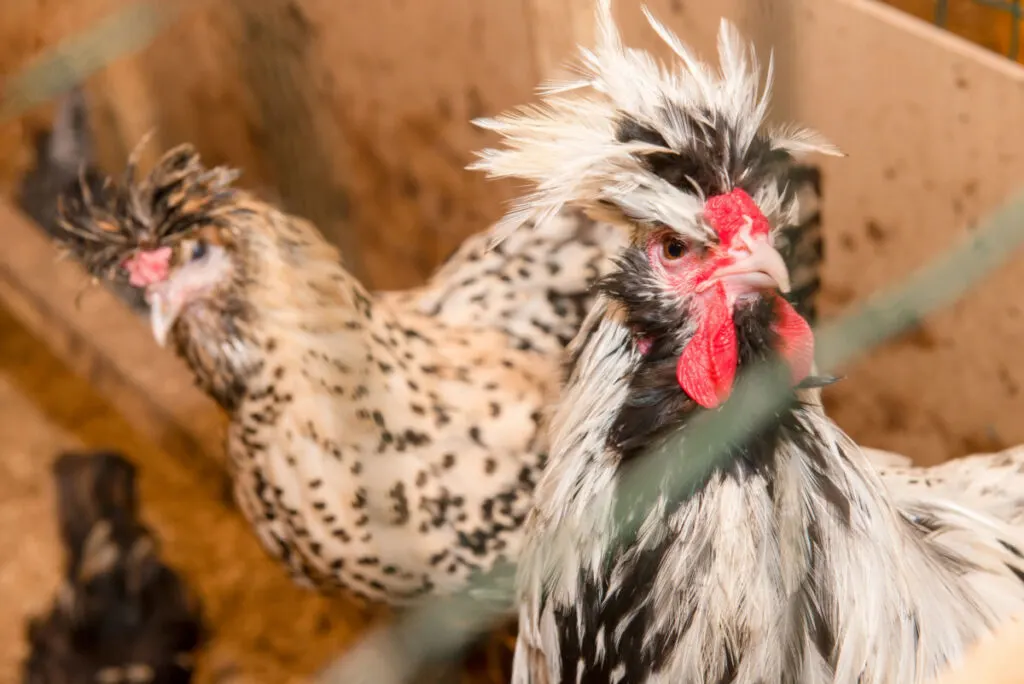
[0,303,373,683]
[0,0,129,191]
[934,616,1024,684]
[4,0,544,289]
[0,199,227,484]
[227,0,362,281]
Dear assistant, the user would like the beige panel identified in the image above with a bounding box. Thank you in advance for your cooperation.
[289,0,539,287]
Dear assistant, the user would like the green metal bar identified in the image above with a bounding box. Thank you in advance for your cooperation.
[1011,0,1022,58]
[972,0,1016,10]
[0,1,180,122]
[935,0,950,27]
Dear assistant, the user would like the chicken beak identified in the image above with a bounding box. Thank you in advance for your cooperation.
[146,287,182,348]
[700,237,791,294]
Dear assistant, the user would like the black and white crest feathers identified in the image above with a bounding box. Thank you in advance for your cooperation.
[470,0,842,244]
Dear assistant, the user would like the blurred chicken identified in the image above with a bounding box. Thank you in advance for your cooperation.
[53,123,828,607]
[470,3,1024,682]
[23,451,205,684]
[16,88,148,313]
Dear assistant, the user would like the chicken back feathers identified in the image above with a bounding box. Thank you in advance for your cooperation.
[55,136,823,604]
[469,3,1024,683]
[23,451,205,684]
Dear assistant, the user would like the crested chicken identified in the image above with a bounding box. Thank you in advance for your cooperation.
[24,451,205,684]
[55,113,829,605]
[471,3,1024,682]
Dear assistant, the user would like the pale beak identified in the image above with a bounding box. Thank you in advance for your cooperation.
[698,236,791,294]
[146,286,183,348]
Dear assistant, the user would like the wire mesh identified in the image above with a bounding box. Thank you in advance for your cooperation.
[0,1,174,122]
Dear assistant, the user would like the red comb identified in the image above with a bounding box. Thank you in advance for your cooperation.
[703,188,771,244]
[123,247,172,287]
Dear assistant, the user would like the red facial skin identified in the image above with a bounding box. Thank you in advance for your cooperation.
[642,188,814,409]
[123,247,173,287]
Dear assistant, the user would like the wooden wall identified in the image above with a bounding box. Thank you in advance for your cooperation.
[2,0,1024,466]
[1,0,1020,287]
[0,0,562,289]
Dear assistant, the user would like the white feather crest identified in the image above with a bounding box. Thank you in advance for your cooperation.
[469,1,844,246]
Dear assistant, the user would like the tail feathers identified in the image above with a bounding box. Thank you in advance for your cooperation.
[16,88,149,314]
[23,451,206,684]
[47,86,93,173]
[879,446,1024,528]
[397,209,627,355]
[776,164,824,326]
[17,87,97,231]
[861,446,913,469]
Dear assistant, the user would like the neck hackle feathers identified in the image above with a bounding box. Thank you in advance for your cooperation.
[56,142,242,282]
[470,0,842,246]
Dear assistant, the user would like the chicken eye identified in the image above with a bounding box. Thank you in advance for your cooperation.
[190,241,208,261]
[661,237,687,261]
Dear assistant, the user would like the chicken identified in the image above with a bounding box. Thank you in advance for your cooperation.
[470,3,1024,682]
[17,88,147,314]
[23,450,206,684]
[53,125,826,606]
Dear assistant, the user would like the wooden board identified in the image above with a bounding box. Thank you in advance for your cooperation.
[0,302,375,683]
[0,200,226,482]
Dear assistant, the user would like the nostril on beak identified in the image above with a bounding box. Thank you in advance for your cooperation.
[702,239,791,294]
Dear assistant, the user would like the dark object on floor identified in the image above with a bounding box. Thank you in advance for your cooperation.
[22,450,207,684]
[15,88,148,314]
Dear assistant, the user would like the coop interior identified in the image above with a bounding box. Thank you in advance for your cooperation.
[1,0,1023,681]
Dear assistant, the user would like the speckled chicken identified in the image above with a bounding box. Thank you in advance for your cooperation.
[470,4,1024,682]
[23,451,205,684]
[54,127,825,606]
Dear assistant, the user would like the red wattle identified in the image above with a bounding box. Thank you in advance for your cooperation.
[676,284,738,409]
[772,297,815,384]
